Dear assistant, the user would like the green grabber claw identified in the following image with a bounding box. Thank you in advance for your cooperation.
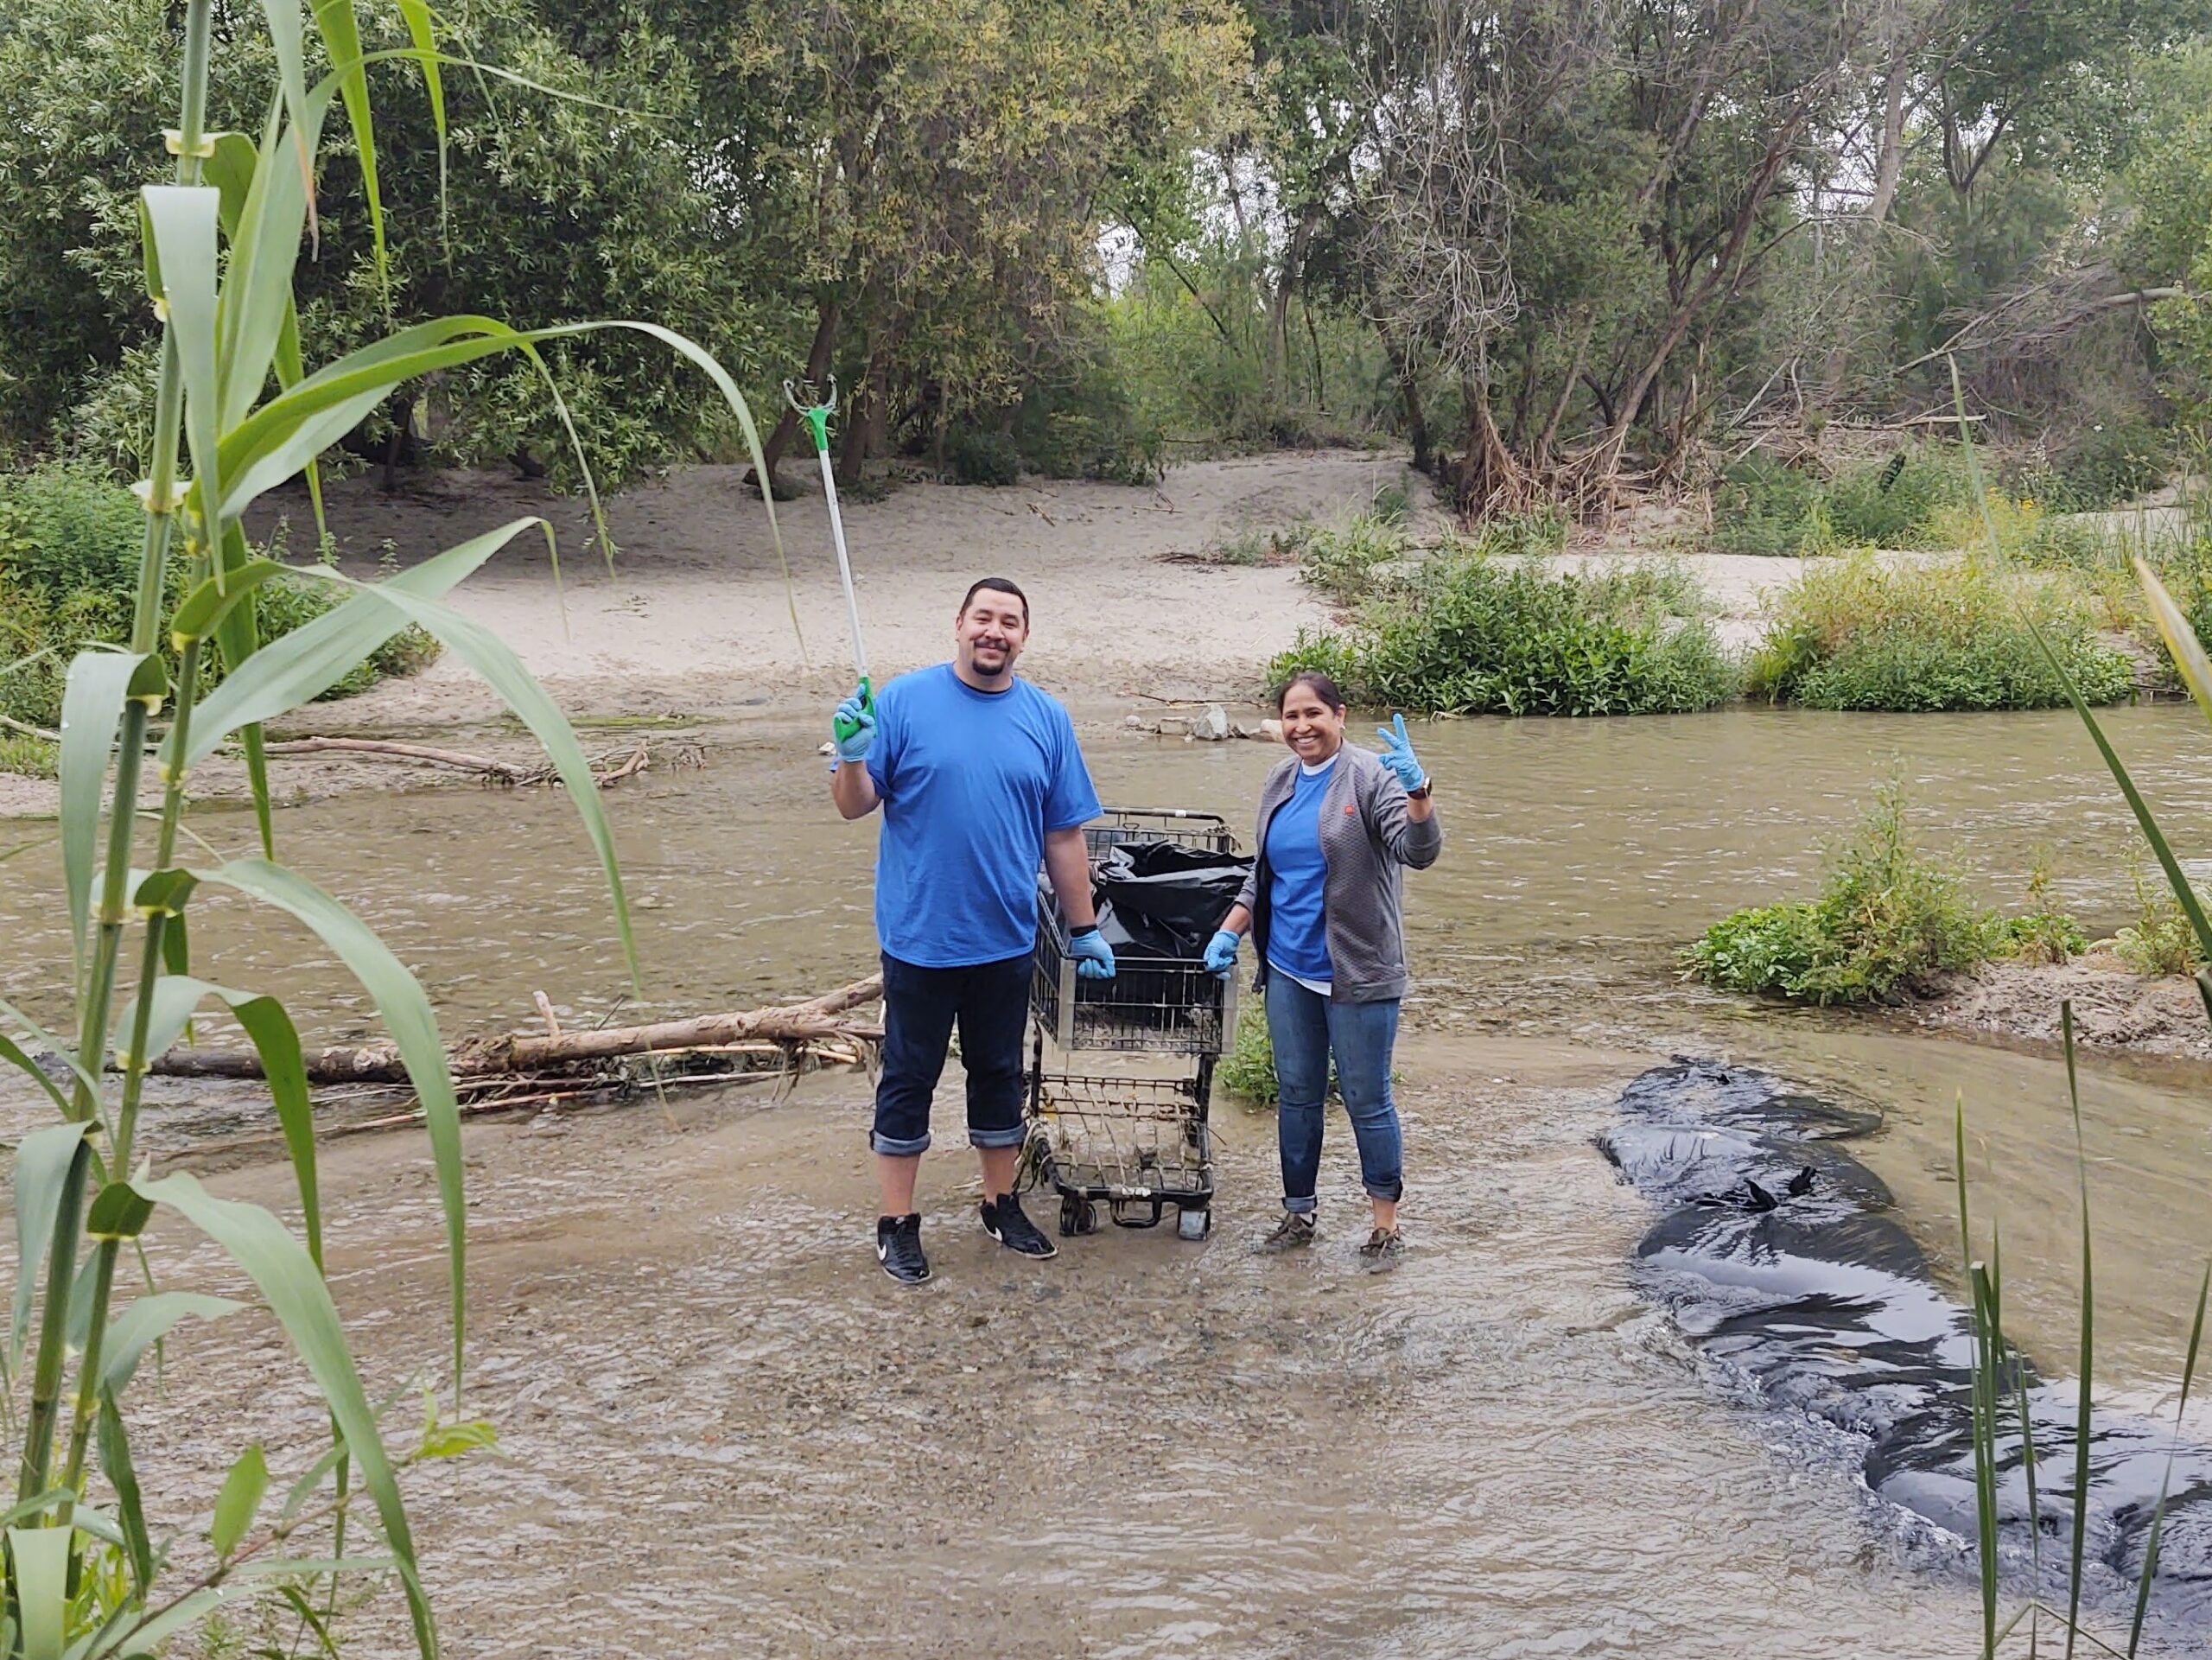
[784,376,872,696]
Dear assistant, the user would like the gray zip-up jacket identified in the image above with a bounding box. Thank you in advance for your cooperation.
[1232,742,1443,1003]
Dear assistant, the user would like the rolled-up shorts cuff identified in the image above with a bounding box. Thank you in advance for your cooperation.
[969,1123,1029,1150]
[871,1129,931,1157]
[1282,1194,1319,1215]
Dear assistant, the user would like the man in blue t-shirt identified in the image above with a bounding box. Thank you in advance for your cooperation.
[829,576,1112,1284]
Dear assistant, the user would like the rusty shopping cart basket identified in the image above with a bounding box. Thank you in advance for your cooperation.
[1027,809,1244,1241]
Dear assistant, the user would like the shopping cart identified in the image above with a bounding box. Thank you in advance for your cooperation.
[1026,809,1243,1241]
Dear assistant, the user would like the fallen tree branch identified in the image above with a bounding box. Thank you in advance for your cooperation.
[151,975,885,1084]
[261,737,533,782]
[0,715,60,744]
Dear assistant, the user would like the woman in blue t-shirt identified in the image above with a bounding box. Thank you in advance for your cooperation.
[1203,670,1443,1269]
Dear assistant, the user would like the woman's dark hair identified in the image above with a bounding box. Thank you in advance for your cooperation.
[1274,668,1347,713]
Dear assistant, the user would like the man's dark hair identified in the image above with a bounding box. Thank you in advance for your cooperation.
[1276,668,1347,713]
[960,576,1029,624]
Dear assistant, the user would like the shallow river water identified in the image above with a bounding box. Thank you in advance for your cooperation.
[5,701,2212,1655]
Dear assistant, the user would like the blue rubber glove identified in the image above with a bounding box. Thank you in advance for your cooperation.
[1376,711,1427,794]
[1069,924,1116,981]
[831,684,875,766]
[1203,928,1241,978]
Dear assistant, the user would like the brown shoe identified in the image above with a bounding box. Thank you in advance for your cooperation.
[1255,1212,1316,1254]
[1359,1227,1404,1272]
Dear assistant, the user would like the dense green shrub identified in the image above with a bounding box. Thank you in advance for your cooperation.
[2050,417,2172,510]
[946,426,1024,486]
[1745,552,2133,710]
[1277,539,1735,716]
[1294,512,1407,603]
[1713,448,1968,555]
[0,463,437,748]
[1683,781,2075,1003]
[1823,451,1961,547]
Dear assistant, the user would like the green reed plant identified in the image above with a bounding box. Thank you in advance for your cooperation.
[1952,1008,2211,1658]
[1217,1008,1278,1106]
[1945,364,2212,1653]
[0,3,782,1654]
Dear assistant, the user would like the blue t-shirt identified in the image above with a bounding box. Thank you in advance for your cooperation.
[865,664,1103,968]
[1265,760,1335,983]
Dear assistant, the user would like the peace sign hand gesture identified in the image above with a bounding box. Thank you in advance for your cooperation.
[1375,712,1427,794]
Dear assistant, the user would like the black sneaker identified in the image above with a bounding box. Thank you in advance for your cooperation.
[980,1193,1058,1259]
[876,1213,931,1284]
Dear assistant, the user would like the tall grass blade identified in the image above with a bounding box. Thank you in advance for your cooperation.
[181,518,544,765]
[143,186,224,541]
[0,1001,100,1103]
[95,1391,153,1599]
[256,0,311,146]
[132,977,321,1264]
[133,1173,436,1659]
[99,1292,246,1395]
[59,651,155,993]
[194,862,467,1399]
[2128,1263,2211,1655]
[393,0,447,240]
[0,1034,71,1121]
[9,1523,69,1660]
[2063,1003,2094,1655]
[307,574,639,987]
[10,1123,92,1379]
[2133,558,2212,733]
[308,0,387,294]
[211,1443,270,1557]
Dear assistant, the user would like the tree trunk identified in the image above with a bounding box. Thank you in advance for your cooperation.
[1386,332,1432,474]
[1269,208,1319,397]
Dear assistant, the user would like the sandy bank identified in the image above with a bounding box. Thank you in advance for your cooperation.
[1906,957,2212,1062]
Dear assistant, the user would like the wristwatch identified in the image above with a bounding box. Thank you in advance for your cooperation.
[1407,777,1432,800]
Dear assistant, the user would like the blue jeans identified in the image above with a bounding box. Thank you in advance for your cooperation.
[1263,974,1404,1213]
[870,951,1033,1156]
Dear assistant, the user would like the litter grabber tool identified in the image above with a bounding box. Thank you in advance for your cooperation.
[785,376,871,741]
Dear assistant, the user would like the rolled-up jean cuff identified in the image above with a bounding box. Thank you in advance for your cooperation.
[871,1129,931,1157]
[969,1123,1028,1150]
[1282,1194,1319,1215]
[1364,1179,1404,1202]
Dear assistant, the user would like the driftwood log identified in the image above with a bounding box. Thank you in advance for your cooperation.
[150,975,883,1084]
[257,736,684,788]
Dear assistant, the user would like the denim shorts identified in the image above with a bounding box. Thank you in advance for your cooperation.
[869,950,1033,1155]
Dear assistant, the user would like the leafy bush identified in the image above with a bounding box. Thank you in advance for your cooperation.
[1278,541,1735,716]
[1999,910,2092,965]
[1745,552,2133,710]
[2053,417,2172,510]
[947,426,1024,486]
[1682,780,2050,1003]
[0,463,436,744]
[1713,455,1819,556]
[1294,512,1407,603]
[1217,1008,1279,1105]
[1824,450,1962,548]
[2099,860,2206,975]
[1713,449,1966,556]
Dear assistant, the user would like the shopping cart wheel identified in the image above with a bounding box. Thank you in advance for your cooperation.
[1059,1195,1098,1237]
[1175,1206,1211,1241]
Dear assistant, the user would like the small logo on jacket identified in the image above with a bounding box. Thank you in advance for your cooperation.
[1344,803,1356,814]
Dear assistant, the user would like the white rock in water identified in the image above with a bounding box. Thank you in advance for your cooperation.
[1191,704,1230,741]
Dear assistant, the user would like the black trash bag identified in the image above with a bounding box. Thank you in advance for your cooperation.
[1090,841,1251,958]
